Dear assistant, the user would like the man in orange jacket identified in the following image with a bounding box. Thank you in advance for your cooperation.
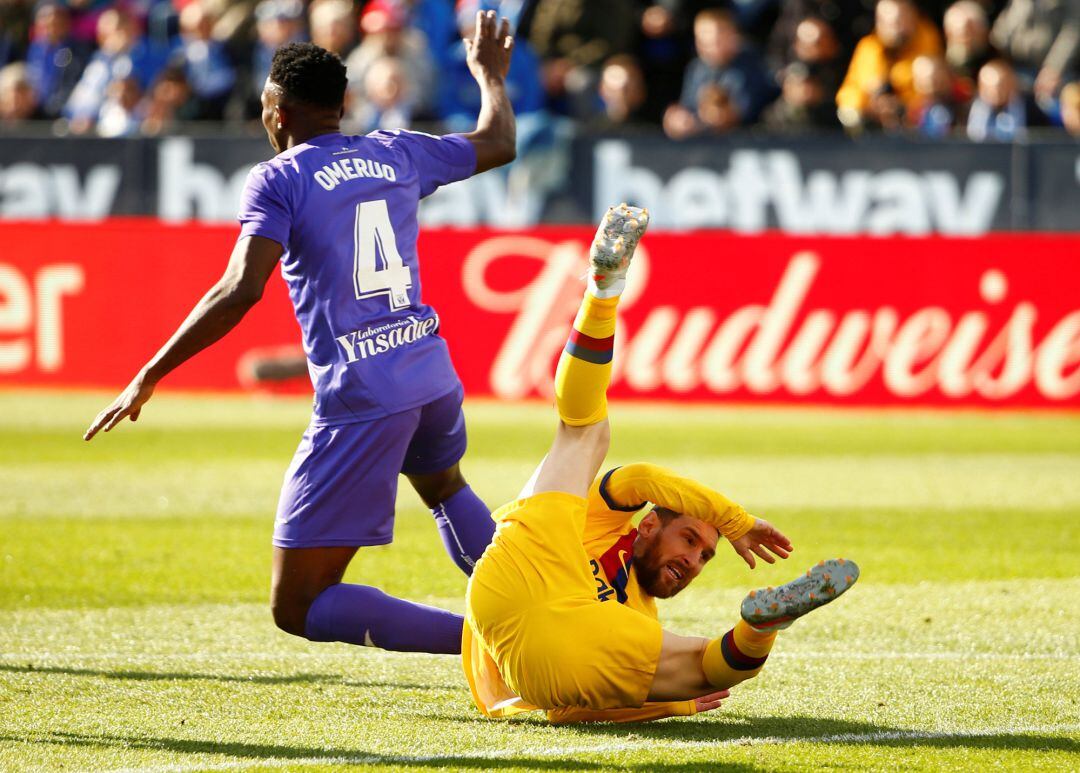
[837,0,943,129]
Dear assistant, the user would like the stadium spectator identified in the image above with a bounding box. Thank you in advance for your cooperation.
[966,58,1048,140]
[248,0,305,115]
[0,61,44,124]
[195,0,255,48]
[351,54,413,132]
[836,0,943,130]
[769,0,876,65]
[63,8,169,132]
[943,0,997,90]
[991,0,1080,101]
[2,0,1076,142]
[407,0,460,73]
[0,0,33,67]
[140,65,197,134]
[66,0,118,45]
[96,73,141,136]
[176,1,236,120]
[1060,81,1080,135]
[307,0,357,59]
[786,17,846,97]
[908,54,966,135]
[24,2,90,119]
[634,1,718,122]
[587,54,650,130]
[437,0,544,130]
[520,0,639,117]
[763,61,844,130]
[670,8,778,131]
[346,0,434,118]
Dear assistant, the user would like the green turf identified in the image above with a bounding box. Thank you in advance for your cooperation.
[1,390,1077,772]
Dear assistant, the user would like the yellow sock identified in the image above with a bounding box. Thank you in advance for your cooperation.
[554,293,618,426]
[701,620,777,690]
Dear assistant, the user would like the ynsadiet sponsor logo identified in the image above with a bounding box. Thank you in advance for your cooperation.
[335,315,439,363]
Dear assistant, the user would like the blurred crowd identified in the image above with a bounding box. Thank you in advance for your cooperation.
[0,0,1077,139]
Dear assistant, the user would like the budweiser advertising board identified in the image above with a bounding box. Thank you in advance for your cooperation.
[1,221,1077,408]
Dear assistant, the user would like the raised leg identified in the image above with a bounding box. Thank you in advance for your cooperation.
[646,559,861,701]
[522,204,650,500]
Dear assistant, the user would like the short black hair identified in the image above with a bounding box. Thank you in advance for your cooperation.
[269,42,347,108]
[653,506,680,524]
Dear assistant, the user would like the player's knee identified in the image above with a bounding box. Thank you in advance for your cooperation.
[409,465,467,507]
[270,588,312,638]
[557,420,610,466]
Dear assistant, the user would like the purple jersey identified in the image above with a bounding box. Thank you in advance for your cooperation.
[238,130,476,425]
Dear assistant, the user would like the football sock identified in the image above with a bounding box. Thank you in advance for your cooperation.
[305,583,463,654]
[554,292,618,426]
[701,620,777,690]
[432,484,494,576]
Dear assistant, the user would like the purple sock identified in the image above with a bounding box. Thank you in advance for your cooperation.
[304,583,463,654]
[432,485,495,576]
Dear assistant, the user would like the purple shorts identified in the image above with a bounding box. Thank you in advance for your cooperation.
[273,385,467,548]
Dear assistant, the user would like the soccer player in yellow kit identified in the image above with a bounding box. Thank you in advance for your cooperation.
[463,204,860,723]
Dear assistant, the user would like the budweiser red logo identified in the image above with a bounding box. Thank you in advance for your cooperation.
[3,221,1077,407]
[461,234,1080,405]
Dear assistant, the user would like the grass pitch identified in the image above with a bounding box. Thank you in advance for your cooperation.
[1,390,1078,772]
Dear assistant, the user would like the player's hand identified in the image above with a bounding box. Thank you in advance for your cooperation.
[83,372,156,441]
[465,10,513,84]
[694,689,729,714]
[729,518,792,569]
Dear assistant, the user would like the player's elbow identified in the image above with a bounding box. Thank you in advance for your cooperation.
[477,139,516,172]
[497,139,517,165]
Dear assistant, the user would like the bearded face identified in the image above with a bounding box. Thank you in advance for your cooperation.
[633,510,719,599]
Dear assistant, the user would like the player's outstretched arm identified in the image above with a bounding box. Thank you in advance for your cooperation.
[597,463,792,568]
[461,10,516,173]
[546,690,729,724]
[83,236,283,440]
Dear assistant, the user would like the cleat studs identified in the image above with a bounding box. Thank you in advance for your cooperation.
[845,575,853,583]
[754,607,762,615]
[823,574,830,581]
[770,603,779,611]
[748,590,756,599]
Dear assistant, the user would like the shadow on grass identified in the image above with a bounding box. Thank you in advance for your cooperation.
[0,662,455,691]
[4,716,1075,771]
[0,732,757,771]
[559,714,1080,754]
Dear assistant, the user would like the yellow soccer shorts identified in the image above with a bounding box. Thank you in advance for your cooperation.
[465,491,663,711]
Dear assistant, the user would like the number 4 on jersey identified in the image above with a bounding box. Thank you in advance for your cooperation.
[352,199,412,310]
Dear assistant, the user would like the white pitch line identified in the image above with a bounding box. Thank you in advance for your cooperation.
[1,651,1077,662]
[100,724,1080,773]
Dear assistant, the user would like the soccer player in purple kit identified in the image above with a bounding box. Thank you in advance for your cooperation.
[84,12,517,656]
